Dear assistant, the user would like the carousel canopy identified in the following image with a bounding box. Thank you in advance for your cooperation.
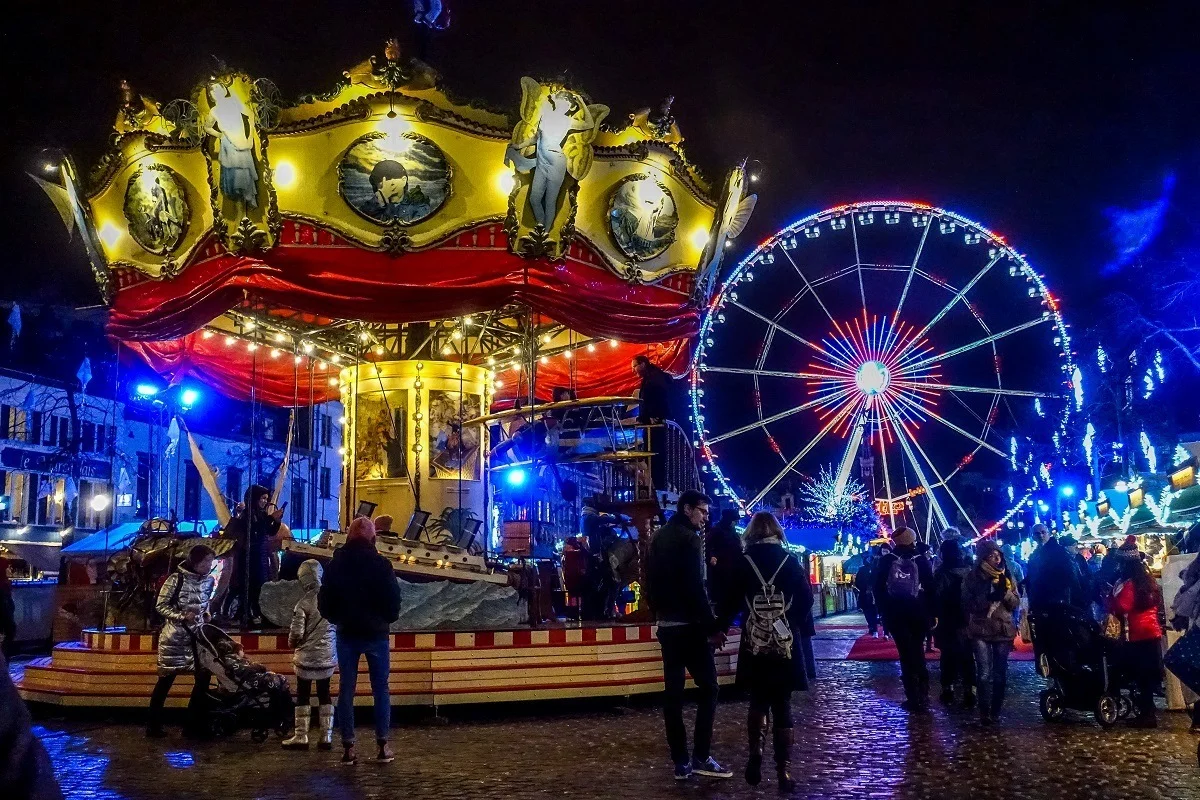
[51,41,752,406]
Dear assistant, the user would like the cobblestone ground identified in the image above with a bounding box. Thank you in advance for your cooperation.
[27,623,1200,800]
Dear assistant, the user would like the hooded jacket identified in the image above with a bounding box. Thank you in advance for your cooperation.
[290,560,337,680]
[932,539,972,641]
[318,538,402,640]
[872,542,934,629]
[962,540,1020,643]
[155,563,215,674]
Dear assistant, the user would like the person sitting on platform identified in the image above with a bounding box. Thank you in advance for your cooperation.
[282,559,337,751]
[373,515,394,536]
[146,544,217,739]
[489,414,560,465]
[318,517,402,765]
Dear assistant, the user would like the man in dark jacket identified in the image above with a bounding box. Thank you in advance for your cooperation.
[644,490,732,781]
[319,517,402,765]
[873,527,935,711]
[854,551,881,637]
[705,509,743,612]
[1025,523,1081,613]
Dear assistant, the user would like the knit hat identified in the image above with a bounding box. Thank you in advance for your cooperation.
[1118,534,1139,552]
[976,537,1004,562]
[347,516,376,544]
[892,527,917,548]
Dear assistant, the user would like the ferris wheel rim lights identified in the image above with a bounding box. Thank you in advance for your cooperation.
[690,200,1078,523]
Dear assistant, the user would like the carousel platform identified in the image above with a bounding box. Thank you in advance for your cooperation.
[16,623,739,709]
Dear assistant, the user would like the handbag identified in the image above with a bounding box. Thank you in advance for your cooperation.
[1163,626,1200,695]
[1100,612,1126,641]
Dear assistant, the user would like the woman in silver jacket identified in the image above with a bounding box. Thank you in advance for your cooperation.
[146,544,216,738]
[282,559,337,750]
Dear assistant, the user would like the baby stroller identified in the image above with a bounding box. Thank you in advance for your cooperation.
[1030,605,1134,729]
[192,623,294,742]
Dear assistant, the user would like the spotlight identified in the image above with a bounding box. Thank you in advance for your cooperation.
[134,383,160,398]
[505,468,527,487]
[180,388,200,407]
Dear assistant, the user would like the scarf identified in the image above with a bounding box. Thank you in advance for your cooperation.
[980,560,1013,592]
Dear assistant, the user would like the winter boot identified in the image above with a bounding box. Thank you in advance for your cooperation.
[772,727,795,795]
[317,704,335,750]
[745,711,768,786]
[282,705,311,749]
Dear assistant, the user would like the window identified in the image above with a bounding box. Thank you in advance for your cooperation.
[226,466,243,507]
[41,415,57,446]
[290,478,307,530]
[81,421,96,453]
[136,452,150,519]
[57,417,70,449]
[184,460,201,521]
[320,413,333,448]
[319,467,332,499]
[29,412,42,444]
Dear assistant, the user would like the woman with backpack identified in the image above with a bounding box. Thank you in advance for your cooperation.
[717,512,812,793]
[873,528,935,712]
[962,539,1020,725]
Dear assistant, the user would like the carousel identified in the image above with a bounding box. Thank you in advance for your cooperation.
[17,42,752,709]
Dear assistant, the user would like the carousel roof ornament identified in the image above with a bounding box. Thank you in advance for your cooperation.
[41,42,753,405]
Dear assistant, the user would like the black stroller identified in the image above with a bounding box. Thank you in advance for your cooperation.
[1030,605,1134,729]
[191,624,294,742]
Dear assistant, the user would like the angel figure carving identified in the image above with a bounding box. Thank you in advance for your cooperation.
[696,163,757,300]
[203,81,259,209]
[506,78,609,230]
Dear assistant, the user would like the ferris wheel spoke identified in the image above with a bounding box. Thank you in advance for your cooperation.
[889,391,1005,457]
[885,398,980,535]
[905,316,1050,372]
[893,381,1061,399]
[730,301,827,357]
[876,406,897,530]
[707,392,851,445]
[894,217,933,321]
[779,248,837,326]
[879,395,950,529]
[703,366,826,380]
[895,253,1004,362]
[744,399,860,510]
[850,215,867,311]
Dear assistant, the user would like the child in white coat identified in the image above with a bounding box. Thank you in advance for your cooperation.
[282,560,337,749]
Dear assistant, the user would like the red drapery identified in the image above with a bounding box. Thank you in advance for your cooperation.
[109,221,699,344]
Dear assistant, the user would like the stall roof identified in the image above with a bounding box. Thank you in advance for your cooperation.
[62,520,223,559]
[0,540,63,575]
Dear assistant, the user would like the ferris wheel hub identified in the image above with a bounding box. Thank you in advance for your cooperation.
[855,360,891,396]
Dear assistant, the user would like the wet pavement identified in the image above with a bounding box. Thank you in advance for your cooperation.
[26,618,1200,799]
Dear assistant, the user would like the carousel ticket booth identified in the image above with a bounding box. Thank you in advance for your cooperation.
[18,41,752,709]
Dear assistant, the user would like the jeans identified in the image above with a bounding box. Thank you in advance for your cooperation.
[336,635,392,744]
[861,597,879,635]
[657,625,719,766]
[891,623,930,705]
[972,639,1012,717]
[148,668,211,732]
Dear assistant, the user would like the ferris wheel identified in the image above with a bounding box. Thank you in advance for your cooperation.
[690,201,1077,537]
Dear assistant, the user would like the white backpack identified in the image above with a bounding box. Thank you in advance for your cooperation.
[744,554,794,658]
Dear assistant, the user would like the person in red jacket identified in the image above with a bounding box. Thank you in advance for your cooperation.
[1106,556,1164,727]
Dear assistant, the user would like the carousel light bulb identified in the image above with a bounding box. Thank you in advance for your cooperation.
[301,341,314,354]
[563,350,573,359]
[271,349,281,358]
[294,355,302,364]
[317,361,326,370]
[541,334,552,344]
[359,331,371,342]
[587,343,596,353]
[244,320,255,331]
[331,355,341,364]
[248,342,259,352]
[202,330,214,340]
[338,446,347,455]
[486,356,496,366]
[496,171,516,194]
[690,226,710,250]
[274,332,286,343]
[513,346,522,355]
[441,345,452,355]
[328,377,338,386]
[609,339,619,347]
[452,330,462,341]
[540,356,549,365]
[495,380,505,389]
[464,316,474,325]
[273,160,297,189]
[373,345,384,355]
[224,335,236,346]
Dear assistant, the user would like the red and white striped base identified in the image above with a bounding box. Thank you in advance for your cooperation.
[17,625,739,708]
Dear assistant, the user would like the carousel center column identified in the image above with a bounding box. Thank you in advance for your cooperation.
[340,360,492,537]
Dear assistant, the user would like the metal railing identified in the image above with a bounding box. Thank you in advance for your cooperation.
[660,419,702,496]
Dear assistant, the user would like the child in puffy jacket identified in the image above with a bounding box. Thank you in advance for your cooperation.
[282,560,337,750]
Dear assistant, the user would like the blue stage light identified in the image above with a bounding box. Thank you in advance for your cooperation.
[180,388,200,407]
[1060,486,1075,498]
[135,383,160,397]
[505,468,527,487]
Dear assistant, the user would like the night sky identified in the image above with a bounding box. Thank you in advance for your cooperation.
[3,2,1195,310]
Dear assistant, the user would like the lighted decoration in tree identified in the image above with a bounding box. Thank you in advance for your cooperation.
[795,465,879,540]
[691,202,1075,540]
